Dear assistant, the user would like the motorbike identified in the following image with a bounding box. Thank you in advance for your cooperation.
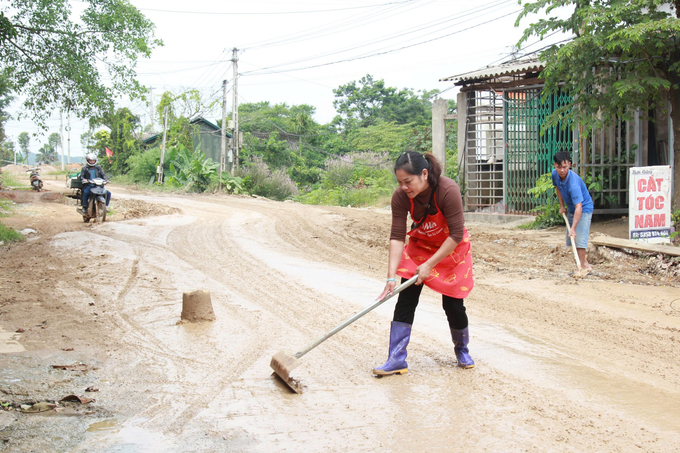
[79,178,108,223]
[27,167,43,192]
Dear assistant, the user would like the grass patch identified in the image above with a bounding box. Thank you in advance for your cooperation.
[0,222,24,244]
[297,185,394,207]
[0,199,15,217]
[0,171,25,188]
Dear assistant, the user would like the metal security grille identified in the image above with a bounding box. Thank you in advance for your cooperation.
[464,90,504,212]
[505,88,575,214]
[574,118,640,213]
[463,87,640,215]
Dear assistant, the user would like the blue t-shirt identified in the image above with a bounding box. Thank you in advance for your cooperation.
[551,169,594,214]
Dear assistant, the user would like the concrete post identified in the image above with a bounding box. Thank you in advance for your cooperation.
[432,98,447,173]
[457,91,468,210]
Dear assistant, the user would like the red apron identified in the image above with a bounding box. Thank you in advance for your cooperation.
[396,193,473,298]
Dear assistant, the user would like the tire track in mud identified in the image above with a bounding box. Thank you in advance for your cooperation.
[67,238,204,365]
[161,201,426,393]
[82,225,276,435]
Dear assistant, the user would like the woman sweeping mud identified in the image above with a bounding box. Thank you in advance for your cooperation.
[374,151,474,376]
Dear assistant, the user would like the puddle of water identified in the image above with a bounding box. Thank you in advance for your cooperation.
[475,322,680,431]
[84,419,175,452]
[87,419,121,432]
[232,235,389,310]
[0,326,25,353]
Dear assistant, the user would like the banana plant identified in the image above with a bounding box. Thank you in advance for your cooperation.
[166,145,218,192]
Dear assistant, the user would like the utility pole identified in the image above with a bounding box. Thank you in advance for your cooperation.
[231,47,239,175]
[66,112,71,165]
[158,105,169,184]
[149,87,156,133]
[219,79,228,190]
[60,111,65,171]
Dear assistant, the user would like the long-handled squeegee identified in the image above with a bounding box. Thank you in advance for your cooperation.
[270,275,418,393]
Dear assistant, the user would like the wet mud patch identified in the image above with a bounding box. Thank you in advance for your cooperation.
[109,199,181,220]
[0,190,64,204]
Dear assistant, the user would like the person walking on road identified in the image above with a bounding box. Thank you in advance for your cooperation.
[552,151,594,270]
[374,151,474,376]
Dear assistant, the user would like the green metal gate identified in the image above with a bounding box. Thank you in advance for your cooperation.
[504,88,575,214]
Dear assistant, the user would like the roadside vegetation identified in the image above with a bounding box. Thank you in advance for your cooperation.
[0,199,24,245]
[12,74,459,206]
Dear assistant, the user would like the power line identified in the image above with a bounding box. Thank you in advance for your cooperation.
[345,0,517,60]
[241,0,431,51]
[244,9,523,77]
[243,0,511,72]
[136,61,223,76]
[137,1,417,16]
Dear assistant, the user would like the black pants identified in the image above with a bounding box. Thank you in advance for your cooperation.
[393,277,468,330]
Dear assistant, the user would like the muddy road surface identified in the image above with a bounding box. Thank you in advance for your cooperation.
[1,178,680,452]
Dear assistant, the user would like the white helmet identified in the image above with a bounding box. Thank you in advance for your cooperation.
[86,153,97,167]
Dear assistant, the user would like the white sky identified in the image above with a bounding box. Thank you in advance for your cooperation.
[4,0,569,158]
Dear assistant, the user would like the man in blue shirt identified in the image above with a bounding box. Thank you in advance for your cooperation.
[552,151,594,270]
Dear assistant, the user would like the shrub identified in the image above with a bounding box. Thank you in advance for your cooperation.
[672,209,680,246]
[521,173,563,229]
[237,156,298,200]
[166,145,218,193]
[324,154,355,188]
[127,147,162,183]
[218,173,246,195]
[299,151,395,207]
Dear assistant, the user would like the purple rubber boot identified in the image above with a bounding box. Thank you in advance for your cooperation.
[450,327,475,369]
[373,321,411,376]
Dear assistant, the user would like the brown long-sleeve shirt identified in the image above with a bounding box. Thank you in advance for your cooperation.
[390,176,465,243]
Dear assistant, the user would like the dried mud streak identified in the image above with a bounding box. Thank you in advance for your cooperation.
[82,224,273,435]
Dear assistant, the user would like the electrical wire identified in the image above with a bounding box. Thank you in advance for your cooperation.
[186,50,230,92]
[137,1,418,16]
[241,0,431,51]
[245,9,523,77]
[242,0,511,72]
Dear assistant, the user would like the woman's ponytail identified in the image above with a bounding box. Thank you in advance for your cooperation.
[394,151,442,188]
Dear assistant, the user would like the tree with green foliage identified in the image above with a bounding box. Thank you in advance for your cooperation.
[17,131,29,163]
[332,74,438,130]
[0,74,12,149]
[237,101,325,181]
[37,143,57,164]
[291,111,315,156]
[48,132,61,156]
[84,130,111,156]
[517,0,680,209]
[89,107,141,173]
[154,90,201,151]
[0,0,161,127]
[0,139,14,164]
[348,120,413,156]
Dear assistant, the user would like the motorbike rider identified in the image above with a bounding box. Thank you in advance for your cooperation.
[78,153,111,214]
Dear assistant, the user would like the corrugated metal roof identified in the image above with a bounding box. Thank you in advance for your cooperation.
[440,58,544,83]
